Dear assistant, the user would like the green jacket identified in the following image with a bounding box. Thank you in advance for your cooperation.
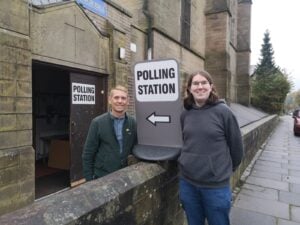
[82,112,137,181]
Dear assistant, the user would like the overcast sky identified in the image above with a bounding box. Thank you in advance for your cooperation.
[251,0,300,91]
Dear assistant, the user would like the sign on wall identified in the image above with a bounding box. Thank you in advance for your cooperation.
[72,82,95,105]
[76,0,107,18]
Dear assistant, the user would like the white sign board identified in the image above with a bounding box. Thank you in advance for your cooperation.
[72,82,95,105]
[133,59,182,161]
[134,59,179,102]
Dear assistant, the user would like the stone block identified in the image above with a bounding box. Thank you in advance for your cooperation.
[16,97,32,113]
[0,31,30,49]
[0,46,31,65]
[0,130,31,150]
[0,166,19,188]
[0,62,17,80]
[16,81,31,97]
[0,147,34,216]
[16,65,31,82]
[17,130,32,147]
[0,114,17,132]
[0,148,19,169]
[16,48,31,65]
[0,184,20,216]
[0,97,15,114]
[0,131,17,149]
[0,80,16,97]
[0,0,29,35]
[16,114,32,130]
[19,178,34,205]
[19,146,34,179]
[134,194,154,224]
[0,46,12,64]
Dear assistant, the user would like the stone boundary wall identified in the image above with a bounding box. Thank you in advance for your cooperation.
[231,115,279,188]
[0,115,278,225]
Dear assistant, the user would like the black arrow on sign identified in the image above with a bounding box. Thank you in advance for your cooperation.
[146,112,171,126]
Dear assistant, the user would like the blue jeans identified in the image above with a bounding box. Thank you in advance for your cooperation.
[179,178,231,225]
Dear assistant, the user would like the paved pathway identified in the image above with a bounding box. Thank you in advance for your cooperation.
[231,116,300,225]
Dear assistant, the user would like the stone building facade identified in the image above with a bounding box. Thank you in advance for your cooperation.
[0,0,251,216]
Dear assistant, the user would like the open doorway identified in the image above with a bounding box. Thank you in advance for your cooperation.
[32,62,70,199]
[32,61,108,199]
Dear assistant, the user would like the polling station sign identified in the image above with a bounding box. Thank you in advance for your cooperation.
[72,82,95,105]
[134,59,179,102]
[133,59,182,161]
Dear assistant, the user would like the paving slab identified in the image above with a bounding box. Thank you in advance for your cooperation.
[251,169,282,181]
[246,176,289,191]
[278,219,300,225]
[255,159,282,168]
[240,183,278,200]
[287,155,300,160]
[283,175,300,184]
[259,155,288,164]
[279,190,300,206]
[289,160,300,166]
[253,164,288,174]
[283,164,300,171]
[263,148,288,154]
[261,151,287,159]
[289,170,300,177]
[291,206,300,222]
[230,207,276,225]
[234,193,289,219]
[291,183,300,194]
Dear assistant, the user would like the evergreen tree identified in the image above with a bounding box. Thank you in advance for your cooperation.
[251,30,291,114]
[254,30,278,76]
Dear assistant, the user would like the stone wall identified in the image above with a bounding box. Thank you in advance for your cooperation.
[236,0,251,105]
[83,0,136,114]
[0,0,253,217]
[231,115,278,188]
[0,162,186,225]
[0,115,277,225]
[0,0,35,215]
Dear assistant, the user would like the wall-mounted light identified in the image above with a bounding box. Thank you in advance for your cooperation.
[119,47,126,59]
[130,43,137,52]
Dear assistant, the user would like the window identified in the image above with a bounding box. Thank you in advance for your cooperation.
[181,0,191,47]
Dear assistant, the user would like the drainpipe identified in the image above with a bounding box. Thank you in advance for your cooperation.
[143,0,153,60]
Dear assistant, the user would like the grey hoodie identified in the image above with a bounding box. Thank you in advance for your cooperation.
[178,101,244,188]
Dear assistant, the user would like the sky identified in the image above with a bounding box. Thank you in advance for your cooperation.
[251,0,300,92]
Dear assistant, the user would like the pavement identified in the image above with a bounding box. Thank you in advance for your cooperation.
[230,115,300,225]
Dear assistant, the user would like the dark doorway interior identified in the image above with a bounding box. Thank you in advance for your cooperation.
[32,62,70,199]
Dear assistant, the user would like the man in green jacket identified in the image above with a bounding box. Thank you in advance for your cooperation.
[82,85,137,181]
